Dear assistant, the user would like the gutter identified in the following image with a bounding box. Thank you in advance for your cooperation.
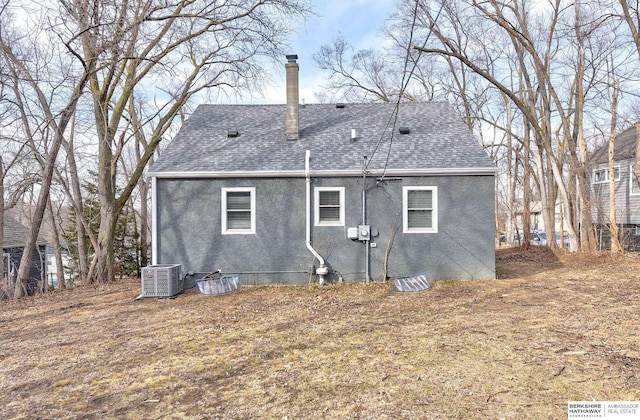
[147,167,497,179]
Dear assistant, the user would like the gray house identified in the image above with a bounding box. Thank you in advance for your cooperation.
[2,218,47,296]
[590,123,640,250]
[148,57,496,285]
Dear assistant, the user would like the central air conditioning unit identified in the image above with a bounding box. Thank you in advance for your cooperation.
[138,264,181,299]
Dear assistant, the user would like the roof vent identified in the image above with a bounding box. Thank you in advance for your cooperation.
[227,130,239,138]
[399,126,410,135]
[336,103,346,109]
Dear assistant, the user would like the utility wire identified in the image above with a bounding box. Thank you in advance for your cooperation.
[366,0,444,179]
[365,0,421,173]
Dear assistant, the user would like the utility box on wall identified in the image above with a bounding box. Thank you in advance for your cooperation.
[139,264,181,298]
[358,225,371,241]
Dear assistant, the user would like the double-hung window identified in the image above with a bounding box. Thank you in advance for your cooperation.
[221,187,255,234]
[403,186,437,233]
[315,187,345,226]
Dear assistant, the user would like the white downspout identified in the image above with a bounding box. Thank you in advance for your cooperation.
[305,150,328,284]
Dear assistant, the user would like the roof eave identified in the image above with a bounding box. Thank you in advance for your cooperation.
[148,167,497,179]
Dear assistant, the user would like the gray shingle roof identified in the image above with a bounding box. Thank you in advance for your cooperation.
[3,218,48,249]
[590,124,638,165]
[149,102,494,175]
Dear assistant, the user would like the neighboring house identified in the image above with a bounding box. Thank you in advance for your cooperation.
[45,242,74,289]
[589,123,640,250]
[2,218,47,295]
[148,56,496,285]
[516,201,571,235]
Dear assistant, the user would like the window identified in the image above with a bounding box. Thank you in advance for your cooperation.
[593,166,620,183]
[403,186,437,233]
[221,187,255,234]
[315,187,345,226]
[631,165,640,196]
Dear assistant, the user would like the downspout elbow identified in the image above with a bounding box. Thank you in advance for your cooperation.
[305,243,325,267]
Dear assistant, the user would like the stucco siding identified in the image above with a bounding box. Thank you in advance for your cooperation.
[156,175,495,285]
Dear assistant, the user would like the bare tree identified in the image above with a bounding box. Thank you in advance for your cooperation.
[60,112,91,283]
[314,36,403,102]
[50,0,310,283]
[0,1,94,297]
[1,0,310,289]
[408,0,638,252]
[618,0,640,184]
[129,97,151,268]
[0,153,4,292]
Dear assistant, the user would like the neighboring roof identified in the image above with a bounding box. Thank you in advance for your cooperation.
[590,124,638,165]
[530,201,543,214]
[149,102,495,177]
[3,218,48,249]
[46,242,69,254]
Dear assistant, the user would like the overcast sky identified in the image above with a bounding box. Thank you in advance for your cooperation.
[257,0,398,104]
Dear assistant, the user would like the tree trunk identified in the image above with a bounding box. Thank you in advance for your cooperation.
[14,141,63,298]
[572,6,596,251]
[96,135,116,283]
[532,145,554,246]
[139,176,149,268]
[131,101,151,269]
[609,81,623,253]
[522,124,532,249]
[0,157,4,294]
[47,199,66,289]
[504,94,516,246]
[63,119,90,284]
[633,124,640,201]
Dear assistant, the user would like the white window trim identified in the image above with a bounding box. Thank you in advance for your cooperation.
[593,165,620,184]
[403,186,438,233]
[314,187,345,226]
[593,168,606,183]
[221,187,256,235]
[630,164,640,196]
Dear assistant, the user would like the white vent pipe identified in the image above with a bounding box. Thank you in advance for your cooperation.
[305,150,328,284]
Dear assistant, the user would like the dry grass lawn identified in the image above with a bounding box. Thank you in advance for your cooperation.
[1,247,639,419]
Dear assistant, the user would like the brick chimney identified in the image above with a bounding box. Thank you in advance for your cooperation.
[285,54,299,141]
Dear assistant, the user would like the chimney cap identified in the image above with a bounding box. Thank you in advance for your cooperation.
[286,54,298,62]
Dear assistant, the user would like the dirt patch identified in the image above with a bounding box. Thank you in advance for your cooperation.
[1,248,639,419]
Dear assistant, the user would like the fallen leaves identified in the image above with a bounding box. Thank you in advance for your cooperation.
[0,248,639,418]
